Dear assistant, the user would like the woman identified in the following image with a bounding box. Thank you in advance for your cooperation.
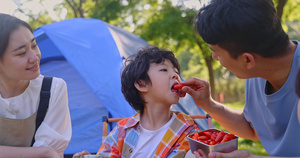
[0,13,71,158]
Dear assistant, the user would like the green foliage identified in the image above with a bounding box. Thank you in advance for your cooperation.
[176,50,193,72]
[16,0,298,155]
[18,0,300,103]
[275,0,300,40]
[280,0,300,22]
[28,14,53,30]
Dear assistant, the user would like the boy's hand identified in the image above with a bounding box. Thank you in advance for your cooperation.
[181,77,212,108]
[73,150,91,157]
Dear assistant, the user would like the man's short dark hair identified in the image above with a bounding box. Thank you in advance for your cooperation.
[194,0,289,59]
[121,46,180,114]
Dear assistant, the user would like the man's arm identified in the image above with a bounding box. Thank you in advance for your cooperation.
[204,100,259,141]
[182,77,259,141]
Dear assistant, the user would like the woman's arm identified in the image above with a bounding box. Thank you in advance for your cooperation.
[0,146,59,158]
[33,78,72,157]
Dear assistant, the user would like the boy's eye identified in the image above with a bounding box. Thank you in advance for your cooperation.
[160,69,167,71]
[173,69,179,74]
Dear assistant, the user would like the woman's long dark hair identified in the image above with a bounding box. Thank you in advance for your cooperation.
[0,13,33,58]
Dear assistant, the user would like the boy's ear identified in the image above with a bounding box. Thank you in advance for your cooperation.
[134,80,148,92]
[242,52,256,69]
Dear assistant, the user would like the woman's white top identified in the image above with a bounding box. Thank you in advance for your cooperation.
[0,75,72,157]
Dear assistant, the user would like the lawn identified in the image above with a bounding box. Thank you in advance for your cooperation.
[211,101,269,156]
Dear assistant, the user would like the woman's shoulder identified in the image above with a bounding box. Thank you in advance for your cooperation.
[38,75,67,88]
[31,75,65,84]
[51,76,67,87]
[31,75,67,95]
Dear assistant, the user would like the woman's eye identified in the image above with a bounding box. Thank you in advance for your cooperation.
[18,52,26,56]
[32,44,37,49]
[160,69,167,72]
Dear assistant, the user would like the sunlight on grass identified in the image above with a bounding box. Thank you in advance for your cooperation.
[212,101,269,156]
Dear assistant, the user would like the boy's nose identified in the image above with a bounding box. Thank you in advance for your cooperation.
[172,73,179,79]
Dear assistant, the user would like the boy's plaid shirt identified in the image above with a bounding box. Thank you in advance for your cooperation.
[98,111,201,158]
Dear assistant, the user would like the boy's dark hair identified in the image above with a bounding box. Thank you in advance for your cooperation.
[121,46,180,115]
[194,0,289,59]
[0,13,33,58]
[296,69,300,98]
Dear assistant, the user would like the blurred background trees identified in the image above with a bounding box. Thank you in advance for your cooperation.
[8,0,300,103]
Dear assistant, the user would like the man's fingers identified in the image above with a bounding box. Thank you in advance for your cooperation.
[183,77,208,87]
[208,150,251,158]
[182,86,193,95]
[194,149,207,158]
[194,151,202,158]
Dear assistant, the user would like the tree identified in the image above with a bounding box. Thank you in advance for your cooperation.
[13,0,299,100]
[127,0,217,98]
[275,0,288,20]
[65,0,85,17]
[68,0,217,98]
[10,0,57,29]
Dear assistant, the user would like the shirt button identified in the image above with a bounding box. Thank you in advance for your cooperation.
[129,149,133,153]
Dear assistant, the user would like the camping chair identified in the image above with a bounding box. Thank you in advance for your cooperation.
[102,114,212,143]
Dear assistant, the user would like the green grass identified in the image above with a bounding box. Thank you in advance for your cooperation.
[212,101,269,156]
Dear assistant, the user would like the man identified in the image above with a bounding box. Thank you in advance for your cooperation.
[182,0,300,157]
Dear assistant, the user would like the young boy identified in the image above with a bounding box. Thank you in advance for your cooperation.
[98,46,199,157]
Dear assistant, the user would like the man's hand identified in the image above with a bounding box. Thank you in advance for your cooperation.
[194,149,254,158]
[182,77,213,108]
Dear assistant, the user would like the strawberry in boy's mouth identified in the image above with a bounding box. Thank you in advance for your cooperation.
[171,83,186,96]
[172,83,185,90]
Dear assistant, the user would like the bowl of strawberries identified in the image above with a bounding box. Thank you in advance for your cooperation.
[187,128,238,157]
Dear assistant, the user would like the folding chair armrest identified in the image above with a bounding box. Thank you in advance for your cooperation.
[102,116,126,143]
[190,114,213,129]
[102,116,109,143]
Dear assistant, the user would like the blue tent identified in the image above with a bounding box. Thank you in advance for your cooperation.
[34,18,209,156]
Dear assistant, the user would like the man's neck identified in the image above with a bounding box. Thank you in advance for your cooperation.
[261,40,297,93]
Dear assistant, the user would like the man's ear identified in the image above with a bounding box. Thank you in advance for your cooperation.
[242,53,256,69]
[134,80,148,92]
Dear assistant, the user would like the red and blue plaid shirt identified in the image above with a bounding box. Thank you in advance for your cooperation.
[98,111,201,158]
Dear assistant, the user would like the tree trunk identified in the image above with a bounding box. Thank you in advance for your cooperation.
[196,40,216,100]
[204,56,216,100]
[66,0,78,17]
[276,0,288,20]
[66,0,85,18]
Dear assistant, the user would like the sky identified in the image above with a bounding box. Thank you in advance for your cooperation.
[0,0,65,21]
[0,0,208,22]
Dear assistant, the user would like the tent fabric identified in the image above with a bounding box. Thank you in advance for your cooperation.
[34,18,210,155]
